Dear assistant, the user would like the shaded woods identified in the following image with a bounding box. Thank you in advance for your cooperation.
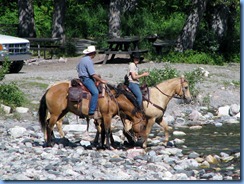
[0,0,240,63]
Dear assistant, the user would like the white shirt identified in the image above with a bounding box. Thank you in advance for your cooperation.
[128,62,139,84]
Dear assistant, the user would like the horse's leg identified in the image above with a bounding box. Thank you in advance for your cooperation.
[110,132,114,146]
[142,118,155,148]
[45,119,56,141]
[93,119,102,148]
[56,118,65,138]
[45,112,55,140]
[103,116,113,150]
[159,119,169,145]
[45,115,58,147]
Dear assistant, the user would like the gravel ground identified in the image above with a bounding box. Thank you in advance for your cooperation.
[0,55,241,181]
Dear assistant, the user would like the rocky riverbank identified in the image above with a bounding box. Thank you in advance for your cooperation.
[0,57,240,180]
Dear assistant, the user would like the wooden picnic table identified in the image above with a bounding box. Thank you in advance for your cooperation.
[25,37,62,59]
[102,36,148,64]
[153,39,176,55]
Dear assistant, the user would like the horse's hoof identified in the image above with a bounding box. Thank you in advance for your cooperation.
[166,141,174,147]
[104,144,114,150]
[109,146,115,150]
[43,142,54,147]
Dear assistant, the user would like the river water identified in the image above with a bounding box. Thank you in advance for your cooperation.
[177,124,240,156]
[151,123,240,172]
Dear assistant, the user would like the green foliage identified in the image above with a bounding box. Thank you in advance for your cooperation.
[140,65,205,100]
[0,83,26,108]
[121,9,185,40]
[140,64,179,86]
[160,50,225,65]
[0,60,10,81]
[65,4,108,48]
[33,4,53,37]
[0,6,18,35]
[202,93,211,108]
[183,68,205,98]
[63,40,77,56]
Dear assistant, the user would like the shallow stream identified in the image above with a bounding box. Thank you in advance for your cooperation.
[151,123,240,173]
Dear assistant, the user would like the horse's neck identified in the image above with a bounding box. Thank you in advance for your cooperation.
[156,80,177,96]
[116,95,137,117]
[149,79,178,107]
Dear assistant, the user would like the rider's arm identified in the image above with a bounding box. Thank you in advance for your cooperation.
[92,74,107,84]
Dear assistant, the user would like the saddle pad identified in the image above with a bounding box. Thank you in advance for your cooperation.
[68,86,83,102]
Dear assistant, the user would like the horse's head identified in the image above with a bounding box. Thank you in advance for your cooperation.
[176,76,192,103]
[127,109,148,146]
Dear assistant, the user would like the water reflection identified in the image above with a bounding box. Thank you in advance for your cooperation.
[172,124,240,156]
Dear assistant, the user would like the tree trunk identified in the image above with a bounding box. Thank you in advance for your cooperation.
[175,0,208,52]
[18,0,36,37]
[109,0,122,38]
[210,3,237,54]
[52,0,66,44]
[108,0,138,38]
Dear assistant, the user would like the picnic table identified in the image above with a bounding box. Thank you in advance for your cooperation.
[153,40,176,55]
[102,36,148,64]
[25,37,62,59]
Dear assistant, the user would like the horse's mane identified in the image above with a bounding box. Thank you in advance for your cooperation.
[115,83,143,114]
[106,83,117,90]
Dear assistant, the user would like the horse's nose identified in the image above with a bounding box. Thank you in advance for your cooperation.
[184,96,192,104]
[134,136,145,147]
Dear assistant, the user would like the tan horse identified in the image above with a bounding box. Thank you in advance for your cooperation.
[38,81,147,148]
[120,76,192,148]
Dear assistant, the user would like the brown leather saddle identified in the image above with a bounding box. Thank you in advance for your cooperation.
[68,78,104,103]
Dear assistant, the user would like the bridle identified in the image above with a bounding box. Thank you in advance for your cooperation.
[144,77,188,112]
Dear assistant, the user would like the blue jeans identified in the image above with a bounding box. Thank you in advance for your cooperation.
[128,82,142,108]
[82,77,99,115]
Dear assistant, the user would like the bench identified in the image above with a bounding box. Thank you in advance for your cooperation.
[153,40,176,55]
[26,37,62,59]
[30,45,61,59]
[104,49,148,55]
[102,49,148,64]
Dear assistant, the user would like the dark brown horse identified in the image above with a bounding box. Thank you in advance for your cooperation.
[38,81,147,148]
[119,76,192,148]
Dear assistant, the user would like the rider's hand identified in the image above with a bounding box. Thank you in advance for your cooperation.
[143,72,149,77]
[101,79,107,84]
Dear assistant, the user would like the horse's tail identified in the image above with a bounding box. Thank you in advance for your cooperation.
[38,91,48,132]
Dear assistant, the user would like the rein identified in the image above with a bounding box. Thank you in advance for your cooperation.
[104,84,120,116]
[143,77,186,112]
[155,77,186,100]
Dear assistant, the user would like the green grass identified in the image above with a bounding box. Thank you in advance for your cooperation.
[19,81,49,90]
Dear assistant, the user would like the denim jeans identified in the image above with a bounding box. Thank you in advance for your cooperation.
[82,77,99,115]
[128,82,142,108]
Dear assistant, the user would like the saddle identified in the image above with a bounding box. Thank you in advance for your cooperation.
[68,78,105,103]
[118,82,150,105]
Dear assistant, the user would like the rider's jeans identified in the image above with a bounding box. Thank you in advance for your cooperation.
[129,82,142,108]
[82,77,99,115]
